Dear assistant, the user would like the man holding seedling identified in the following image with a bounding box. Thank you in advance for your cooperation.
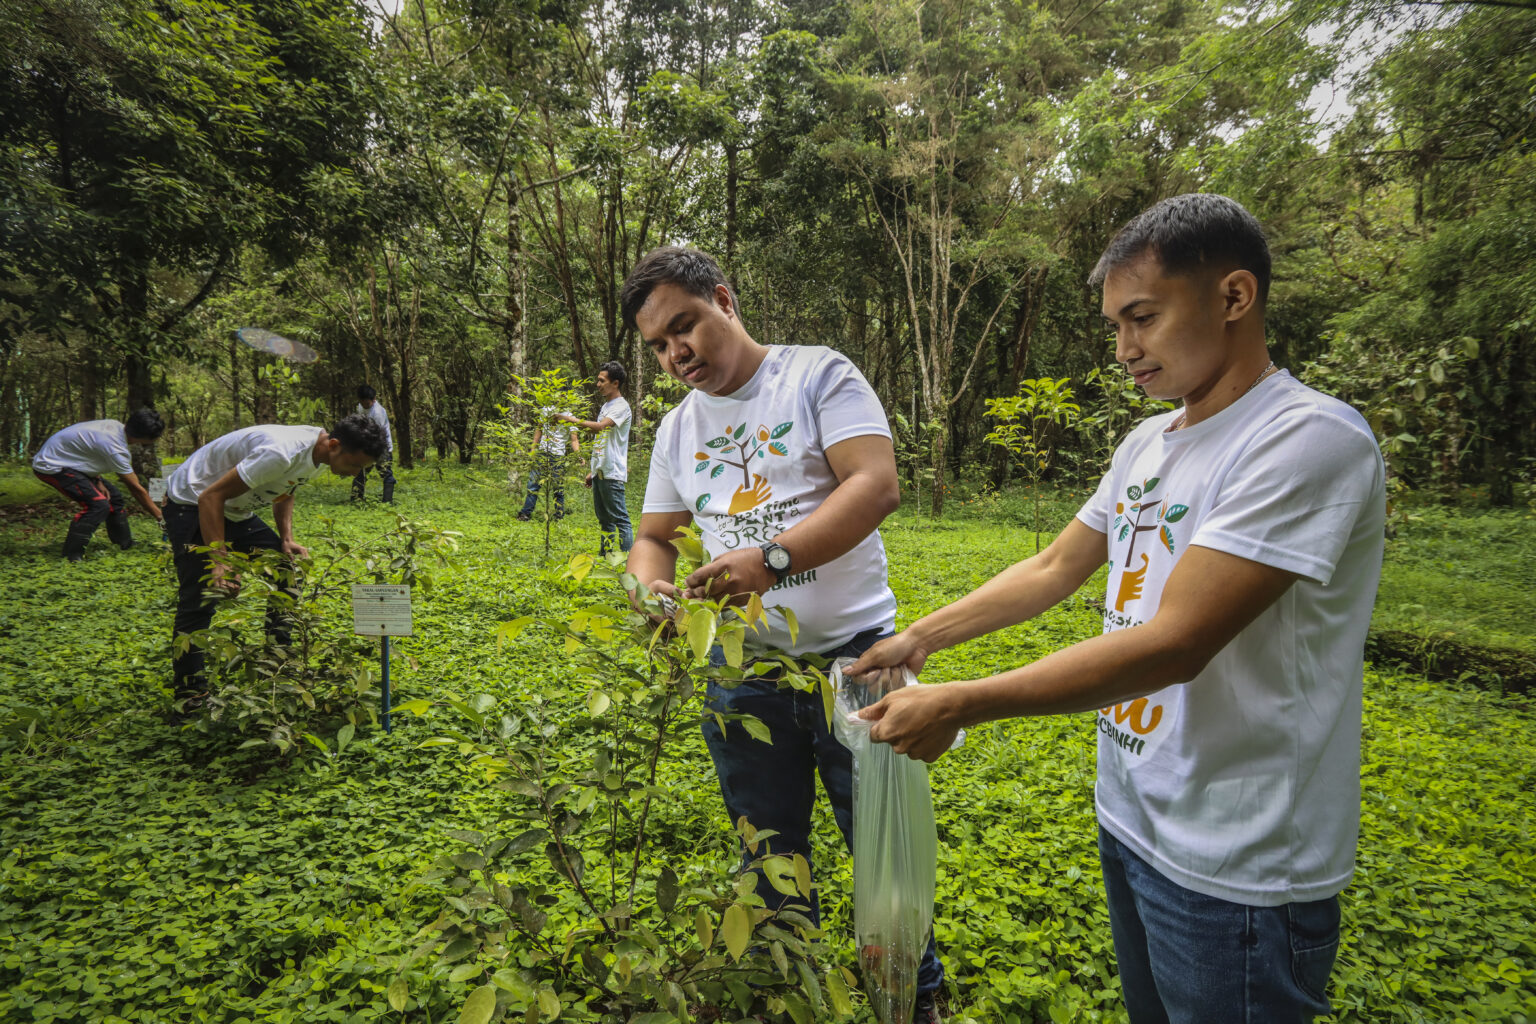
[164,416,385,708]
[622,246,946,1021]
[850,194,1386,1023]
[32,408,166,561]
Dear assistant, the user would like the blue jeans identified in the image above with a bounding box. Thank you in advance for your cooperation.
[519,454,565,517]
[1098,826,1340,1024]
[702,629,944,996]
[591,476,632,553]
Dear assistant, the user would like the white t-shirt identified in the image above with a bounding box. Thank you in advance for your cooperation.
[32,420,134,477]
[537,409,573,457]
[590,396,632,480]
[167,425,326,521]
[1076,371,1386,906]
[643,345,897,655]
[356,401,392,453]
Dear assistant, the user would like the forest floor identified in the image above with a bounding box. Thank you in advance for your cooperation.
[0,461,1532,1023]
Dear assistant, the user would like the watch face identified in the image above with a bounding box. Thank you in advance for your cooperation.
[766,545,791,571]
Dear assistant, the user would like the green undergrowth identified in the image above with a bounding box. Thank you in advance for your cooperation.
[0,462,1531,1023]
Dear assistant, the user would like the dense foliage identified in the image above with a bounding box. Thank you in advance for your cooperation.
[3,0,1532,508]
[1,467,1532,1022]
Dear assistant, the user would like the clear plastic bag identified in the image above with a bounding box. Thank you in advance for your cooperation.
[830,659,942,1024]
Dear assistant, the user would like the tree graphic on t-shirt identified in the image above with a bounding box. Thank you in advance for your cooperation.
[1111,477,1188,611]
[693,420,793,514]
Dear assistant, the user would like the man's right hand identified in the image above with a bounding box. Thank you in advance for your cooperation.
[846,629,930,683]
[636,580,680,624]
[210,562,241,597]
[584,473,594,489]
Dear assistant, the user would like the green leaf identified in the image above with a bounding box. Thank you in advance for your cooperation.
[449,962,481,983]
[388,977,408,1012]
[695,907,714,950]
[770,421,793,438]
[395,698,432,715]
[335,722,354,753]
[733,423,748,439]
[1127,484,1142,501]
[687,610,716,663]
[1143,476,1160,492]
[695,493,711,513]
[694,460,710,473]
[1161,525,1175,554]
[782,607,799,646]
[657,865,679,912]
[537,988,560,1018]
[720,629,743,669]
[706,436,730,448]
[769,442,788,456]
[710,464,725,478]
[495,616,534,646]
[741,715,772,744]
[1164,504,1189,523]
[825,967,853,1015]
[585,691,610,716]
[721,903,751,960]
[459,984,497,1024]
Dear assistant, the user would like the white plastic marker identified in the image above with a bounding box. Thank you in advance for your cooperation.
[147,478,168,503]
[352,585,413,733]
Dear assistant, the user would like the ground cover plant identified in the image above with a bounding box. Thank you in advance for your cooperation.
[0,463,1532,1023]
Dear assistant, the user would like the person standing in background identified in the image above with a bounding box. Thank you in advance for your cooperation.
[352,385,395,503]
[557,362,633,553]
[517,406,581,522]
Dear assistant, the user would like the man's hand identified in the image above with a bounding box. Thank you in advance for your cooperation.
[210,561,241,597]
[684,548,774,601]
[847,629,930,680]
[280,540,309,560]
[635,579,680,623]
[858,683,966,763]
[584,473,594,489]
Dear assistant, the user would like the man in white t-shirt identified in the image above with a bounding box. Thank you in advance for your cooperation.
[556,362,633,553]
[849,195,1386,1023]
[164,416,385,703]
[620,246,946,1020]
[517,405,580,521]
[352,384,396,502]
[32,408,167,561]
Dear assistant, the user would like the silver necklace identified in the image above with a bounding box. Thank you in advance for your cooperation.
[1170,361,1277,431]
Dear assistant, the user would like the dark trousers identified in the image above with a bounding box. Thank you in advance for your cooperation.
[702,629,945,995]
[352,450,395,501]
[518,453,566,517]
[165,501,294,699]
[34,468,131,560]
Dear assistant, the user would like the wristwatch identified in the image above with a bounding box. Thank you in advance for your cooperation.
[760,541,792,582]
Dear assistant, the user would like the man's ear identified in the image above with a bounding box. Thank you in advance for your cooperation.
[714,283,736,320]
[1220,269,1260,323]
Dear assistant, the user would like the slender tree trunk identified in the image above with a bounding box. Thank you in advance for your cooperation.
[505,179,528,385]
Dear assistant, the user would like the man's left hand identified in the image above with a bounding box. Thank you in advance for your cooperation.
[280,540,310,560]
[684,548,775,601]
[858,683,964,763]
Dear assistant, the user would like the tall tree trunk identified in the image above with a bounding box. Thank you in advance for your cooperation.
[505,179,528,384]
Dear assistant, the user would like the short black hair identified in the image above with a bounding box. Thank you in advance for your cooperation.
[356,384,377,401]
[331,413,388,458]
[124,407,165,440]
[1089,193,1271,304]
[597,361,627,388]
[620,246,739,332]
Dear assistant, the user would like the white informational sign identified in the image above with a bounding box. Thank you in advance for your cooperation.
[352,584,413,636]
[148,478,168,502]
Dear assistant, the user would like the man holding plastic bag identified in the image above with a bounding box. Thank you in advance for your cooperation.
[622,246,947,1022]
[850,195,1386,1024]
